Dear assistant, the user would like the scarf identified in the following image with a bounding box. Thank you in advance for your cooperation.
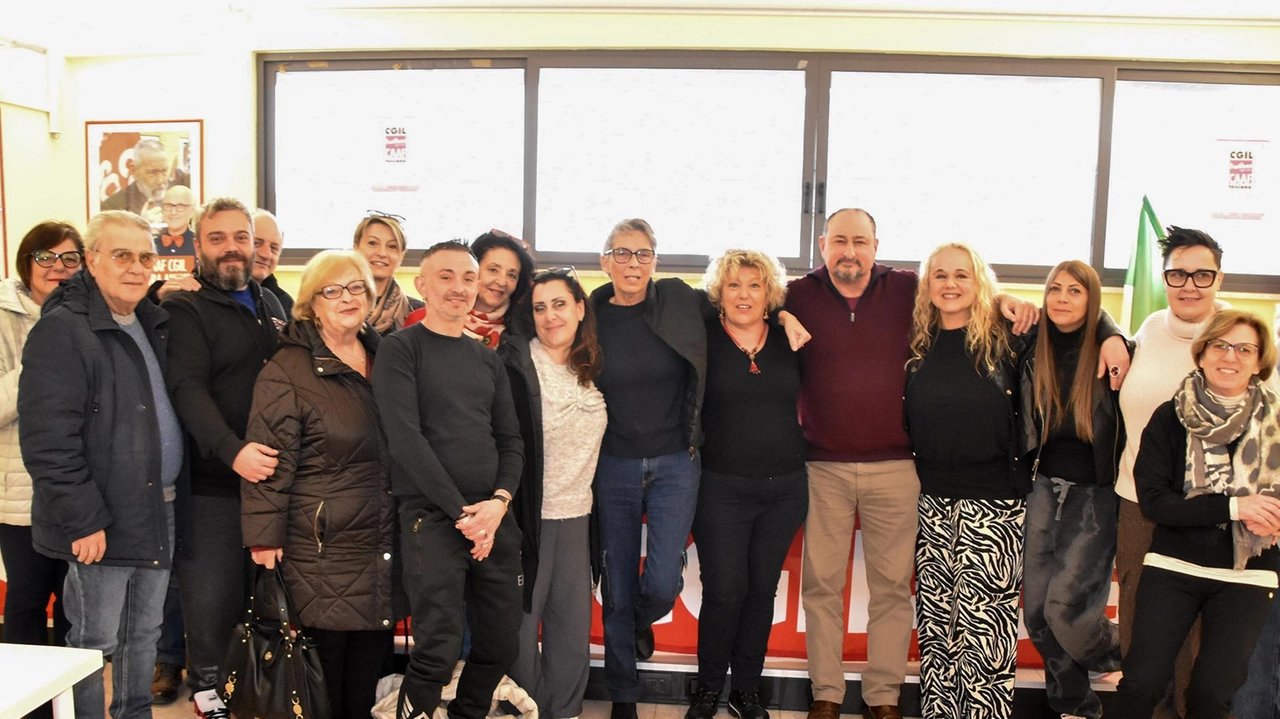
[464,305,507,349]
[368,279,412,335]
[1175,370,1280,569]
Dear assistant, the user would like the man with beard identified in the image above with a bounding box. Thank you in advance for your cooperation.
[162,197,286,715]
[102,138,190,222]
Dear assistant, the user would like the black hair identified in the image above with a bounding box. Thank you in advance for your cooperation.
[1159,226,1223,269]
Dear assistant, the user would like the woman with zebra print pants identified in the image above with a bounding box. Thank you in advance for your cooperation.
[903,244,1129,719]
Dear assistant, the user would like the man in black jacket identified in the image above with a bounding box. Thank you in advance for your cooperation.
[20,210,185,719]
[163,197,285,712]
[251,208,294,316]
[372,241,524,719]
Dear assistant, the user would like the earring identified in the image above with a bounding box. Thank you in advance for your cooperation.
[718,308,725,320]
[763,310,769,320]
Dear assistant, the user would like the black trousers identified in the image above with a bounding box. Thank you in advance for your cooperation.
[691,468,808,694]
[304,627,394,719]
[399,509,522,719]
[177,494,252,692]
[1116,566,1276,719]
[0,523,69,719]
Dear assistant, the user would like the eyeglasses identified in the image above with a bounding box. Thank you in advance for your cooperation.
[1205,339,1260,359]
[102,249,159,269]
[365,210,406,224]
[1163,269,1218,288]
[316,280,369,301]
[603,248,656,264]
[29,250,84,269]
[535,266,580,283]
[161,203,191,212]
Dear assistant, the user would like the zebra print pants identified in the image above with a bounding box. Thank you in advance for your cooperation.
[915,493,1027,719]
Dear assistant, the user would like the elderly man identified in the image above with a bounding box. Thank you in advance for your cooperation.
[20,210,184,719]
[372,241,523,719]
[163,198,286,715]
[101,138,189,220]
[251,209,293,316]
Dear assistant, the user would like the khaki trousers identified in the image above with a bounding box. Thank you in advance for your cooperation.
[802,460,920,706]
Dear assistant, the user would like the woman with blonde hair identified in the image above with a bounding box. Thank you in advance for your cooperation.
[684,250,807,719]
[242,249,400,719]
[1020,260,1127,719]
[904,244,1123,719]
[352,211,422,334]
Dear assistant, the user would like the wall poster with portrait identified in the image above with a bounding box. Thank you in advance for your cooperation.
[86,119,203,281]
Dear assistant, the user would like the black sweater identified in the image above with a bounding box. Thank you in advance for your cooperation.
[1135,400,1280,572]
[371,324,523,520]
[701,321,806,478]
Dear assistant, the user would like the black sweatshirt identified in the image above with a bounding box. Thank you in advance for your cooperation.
[1038,324,1098,485]
[594,300,688,458]
[371,324,524,519]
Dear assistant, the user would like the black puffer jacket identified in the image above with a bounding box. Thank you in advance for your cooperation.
[241,320,400,631]
[19,271,184,567]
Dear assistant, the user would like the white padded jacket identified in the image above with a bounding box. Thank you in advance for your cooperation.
[0,277,41,526]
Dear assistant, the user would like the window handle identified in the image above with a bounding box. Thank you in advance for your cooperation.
[802,181,812,215]
[816,181,827,217]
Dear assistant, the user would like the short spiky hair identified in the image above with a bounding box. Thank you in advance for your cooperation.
[1159,226,1223,269]
[195,197,254,239]
[604,218,656,254]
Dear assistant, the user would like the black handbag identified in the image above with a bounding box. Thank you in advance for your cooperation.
[217,565,331,719]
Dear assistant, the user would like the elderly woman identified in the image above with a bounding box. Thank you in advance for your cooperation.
[467,231,535,347]
[242,249,398,719]
[1019,261,1126,719]
[684,250,807,719]
[0,222,83,688]
[1116,310,1280,719]
[352,211,421,335]
[497,268,606,719]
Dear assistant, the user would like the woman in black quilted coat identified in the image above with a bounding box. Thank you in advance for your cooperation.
[241,249,398,719]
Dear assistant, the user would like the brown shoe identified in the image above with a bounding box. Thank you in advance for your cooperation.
[150,663,183,705]
[862,706,902,719]
[807,700,841,719]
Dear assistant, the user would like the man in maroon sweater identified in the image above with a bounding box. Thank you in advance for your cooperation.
[787,208,921,719]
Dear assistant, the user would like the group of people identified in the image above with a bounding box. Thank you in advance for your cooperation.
[0,199,1277,719]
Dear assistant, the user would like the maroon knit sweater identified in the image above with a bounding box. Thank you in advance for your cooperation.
[785,263,918,463]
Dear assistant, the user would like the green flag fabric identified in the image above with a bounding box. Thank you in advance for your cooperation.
[1121,196,1169,335]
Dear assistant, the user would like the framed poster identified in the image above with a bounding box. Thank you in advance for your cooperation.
[85,119,203,223]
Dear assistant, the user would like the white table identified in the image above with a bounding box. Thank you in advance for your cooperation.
[0,644,103,719]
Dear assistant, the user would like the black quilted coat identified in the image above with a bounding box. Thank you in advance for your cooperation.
[241,320,400,631]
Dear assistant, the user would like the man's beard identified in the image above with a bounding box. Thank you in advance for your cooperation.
[200,252,250,291]
[832,261,864,286]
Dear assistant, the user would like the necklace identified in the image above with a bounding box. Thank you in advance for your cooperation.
[722,318,767,375]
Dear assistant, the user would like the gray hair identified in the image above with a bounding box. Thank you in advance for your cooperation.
[85,211,151,251]
[604,218,657,254]
[133,138,168,160]
[252,208,281,236]
[195,197,254,238]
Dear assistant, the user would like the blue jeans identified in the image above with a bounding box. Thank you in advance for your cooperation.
[595,448,701,702]
[1233,553,1280,719]
[65,503,174,719]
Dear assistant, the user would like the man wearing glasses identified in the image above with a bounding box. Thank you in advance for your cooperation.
[161,197,286,717]
[20,211,183,719]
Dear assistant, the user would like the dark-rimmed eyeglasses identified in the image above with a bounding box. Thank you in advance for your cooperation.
[316,280,369,301]
[535,266,580,284]
[161,203,192,212]
[365,209,406,224]
[1163,269,1218,288]
[604,248,656,264]
[1205,339,1260,359]
[102,249,159,269]
[29,250,84,269]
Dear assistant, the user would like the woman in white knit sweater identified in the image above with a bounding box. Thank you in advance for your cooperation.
[1115,226,1227,713]
[0,221,84,708]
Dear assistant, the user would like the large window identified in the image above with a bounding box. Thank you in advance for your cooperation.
[1106,79,1280,277]
[535,67,807,260]
[825,71,1101,267]
[272,66,524,251]
[262,53,1280,290]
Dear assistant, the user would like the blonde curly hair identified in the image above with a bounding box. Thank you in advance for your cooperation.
[908,242,1009,375]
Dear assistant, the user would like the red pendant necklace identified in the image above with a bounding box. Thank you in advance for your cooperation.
[722,318,767,375]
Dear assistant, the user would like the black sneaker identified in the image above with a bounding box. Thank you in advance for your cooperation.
[635,623,656,661]
[611,702,639,719]
[686,689,721,719]
[728,691,768,719]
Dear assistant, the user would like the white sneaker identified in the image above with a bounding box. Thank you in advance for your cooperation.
[193,689,230,719]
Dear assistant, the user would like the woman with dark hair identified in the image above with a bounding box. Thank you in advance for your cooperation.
[684,250,807,719]
[242,249,399,719]
[498,268,606,719]
[1020,260,1126,719]
[1117,310,1280,719]
[352,211,422,335]
[0,221,84,689]
[468,230,535,348]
